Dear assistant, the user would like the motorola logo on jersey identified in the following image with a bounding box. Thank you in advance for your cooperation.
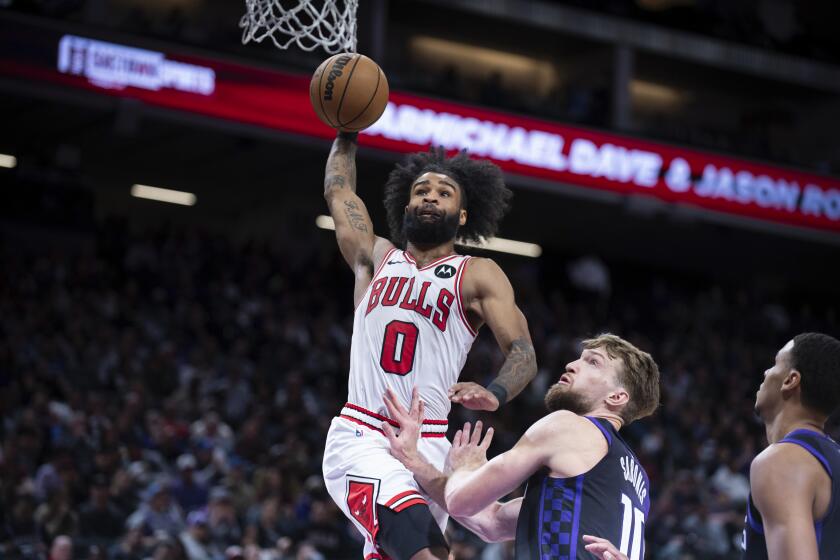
[366,276,455,332]
[434,264,457,279]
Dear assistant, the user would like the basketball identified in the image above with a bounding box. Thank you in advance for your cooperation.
[309,53,389,132]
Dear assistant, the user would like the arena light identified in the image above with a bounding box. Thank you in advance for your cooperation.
[315,215,542,257]
[0,153,16,169]
[410,36,557,96]
[131,184,196,206]
[459,237,543,258]
[630,80,684,109]
[316,215,336,230]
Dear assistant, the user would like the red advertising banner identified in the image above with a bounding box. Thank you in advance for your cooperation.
[2,21,839,234]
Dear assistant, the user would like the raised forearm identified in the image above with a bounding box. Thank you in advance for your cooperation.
[406,455,513,543]
[454,499,520,543]
[445,465,514,518]
[402,454,449,507]
[488,337,537,404]
[324,132,358,196]
[322,132,376,268]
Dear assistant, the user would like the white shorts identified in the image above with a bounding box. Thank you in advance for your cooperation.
[323,404,451,559]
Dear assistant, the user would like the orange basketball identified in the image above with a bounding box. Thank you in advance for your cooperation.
[309,53,389,132]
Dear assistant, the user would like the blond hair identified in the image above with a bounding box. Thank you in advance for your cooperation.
[582,334,660,423]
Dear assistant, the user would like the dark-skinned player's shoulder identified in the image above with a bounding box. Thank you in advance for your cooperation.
[460,257,511,288]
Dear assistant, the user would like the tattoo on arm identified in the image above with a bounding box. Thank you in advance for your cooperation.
[325,176,345,190]
[490,337,537,403]
[343,200,368,232]
[324,137,357,196]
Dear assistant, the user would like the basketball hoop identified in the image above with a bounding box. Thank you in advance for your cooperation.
[240,0,358,53]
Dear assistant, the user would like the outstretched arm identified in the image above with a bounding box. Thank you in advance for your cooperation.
[385,388,546,519]
[442,409,605,518]
[384,394,609,541]
[458,498,521,543]
[382,389,519,543]
[444,415,551,517]
[751,445,821,560]
[324,132,393,305]
[451,258,537,411]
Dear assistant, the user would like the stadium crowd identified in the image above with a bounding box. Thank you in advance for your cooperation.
[1,222,838,559]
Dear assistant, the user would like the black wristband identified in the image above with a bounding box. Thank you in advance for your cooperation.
[337,131,359,142]
[487,382,508,406]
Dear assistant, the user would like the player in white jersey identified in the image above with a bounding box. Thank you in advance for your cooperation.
[321,131,537,560]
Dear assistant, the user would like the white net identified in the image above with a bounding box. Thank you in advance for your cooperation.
[240,0,359,53]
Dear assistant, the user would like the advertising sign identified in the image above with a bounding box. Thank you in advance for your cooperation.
[1,20,838,233]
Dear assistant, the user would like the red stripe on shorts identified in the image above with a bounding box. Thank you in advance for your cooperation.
[385,490,422,507]
[339,414,386,434]
[339,414,447,438]
[344,402,448,426]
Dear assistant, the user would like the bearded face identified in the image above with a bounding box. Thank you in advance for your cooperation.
[402,171,465,246]
[402,205,461,245]
[544,380,597,415]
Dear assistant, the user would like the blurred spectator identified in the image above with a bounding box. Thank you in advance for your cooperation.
[710,454,750,506]
[191,439,223,488]
[148,533,187,560]
[91,443,121,479]
[48,534,73,560]
[191,413,234,453]
[292,542,324,560]
[3,491,42,557]
[34,450,71,503]
[87,544,109,560]
[78,473,125,546]
[179,510,220,560]
[34,487,78,544]
[171,454,209,513]
[294,500,357,558]
[219,457,254,517]
[110,468,140,520]
[109,527,146,560]
[225,545,244,560]
[206,488,242,551]
[126,482,184,537]
[244,497,297,549]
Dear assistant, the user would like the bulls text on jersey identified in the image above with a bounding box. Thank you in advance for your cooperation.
[366,276,455,332]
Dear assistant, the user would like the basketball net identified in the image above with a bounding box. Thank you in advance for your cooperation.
[240,0,358,53]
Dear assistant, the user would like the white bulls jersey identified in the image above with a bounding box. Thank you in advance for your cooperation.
[345,248,478,423]
[325,248,479,557]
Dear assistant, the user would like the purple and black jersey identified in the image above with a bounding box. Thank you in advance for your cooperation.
[742,429,840,559]
[514,416,650,560]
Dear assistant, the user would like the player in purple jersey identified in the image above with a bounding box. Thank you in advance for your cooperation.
[584,332,840,560]
[383,334,660,560]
